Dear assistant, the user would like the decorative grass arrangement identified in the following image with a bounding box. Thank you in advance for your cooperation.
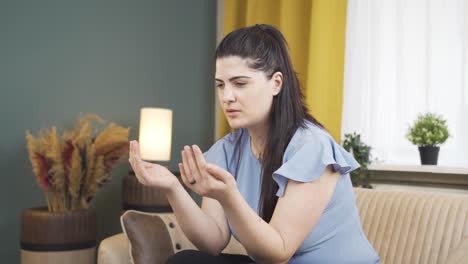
[26,114,130,212]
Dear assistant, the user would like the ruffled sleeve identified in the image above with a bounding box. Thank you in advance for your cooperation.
[272,133,360,197]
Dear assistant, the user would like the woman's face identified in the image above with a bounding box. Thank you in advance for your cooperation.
[215,56,282,130]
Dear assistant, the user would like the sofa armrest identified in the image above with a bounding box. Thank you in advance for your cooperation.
[98,233,131,264]
[98,212,248,264]
[156,213,247,255]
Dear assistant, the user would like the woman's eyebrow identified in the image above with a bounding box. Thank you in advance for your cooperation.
[215,76,251,82]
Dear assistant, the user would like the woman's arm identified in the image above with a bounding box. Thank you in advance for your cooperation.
[164,183,231,255]
[208,165,340,264]
[129,141,230,255]
[181,145,339,263]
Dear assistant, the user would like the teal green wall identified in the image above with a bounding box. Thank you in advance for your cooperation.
[0,0,216,262]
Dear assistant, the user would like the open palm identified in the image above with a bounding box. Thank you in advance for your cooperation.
[129,140,178,191]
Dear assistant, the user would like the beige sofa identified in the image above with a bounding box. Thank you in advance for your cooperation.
[98,188,468,264]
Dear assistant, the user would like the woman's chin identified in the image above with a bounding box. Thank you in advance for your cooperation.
[227,120,245,130]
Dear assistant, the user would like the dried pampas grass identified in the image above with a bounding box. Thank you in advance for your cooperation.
[26,113,130,212]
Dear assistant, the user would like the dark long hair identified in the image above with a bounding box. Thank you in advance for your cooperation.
[215,24,324,222]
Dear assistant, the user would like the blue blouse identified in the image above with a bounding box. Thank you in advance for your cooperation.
[204,121,380,264]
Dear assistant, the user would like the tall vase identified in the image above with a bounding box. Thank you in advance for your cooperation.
[20,207,97,264]
[418,146,440,165]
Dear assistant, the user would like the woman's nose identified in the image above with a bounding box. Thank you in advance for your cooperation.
[222,86,235,103]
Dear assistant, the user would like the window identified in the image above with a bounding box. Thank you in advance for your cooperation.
[342,0,468,166]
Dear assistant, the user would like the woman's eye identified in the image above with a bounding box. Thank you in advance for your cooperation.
[235,82,247,87]
[216,83,224,89]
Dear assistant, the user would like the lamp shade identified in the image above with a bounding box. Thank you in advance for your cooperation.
[138,108,173,161]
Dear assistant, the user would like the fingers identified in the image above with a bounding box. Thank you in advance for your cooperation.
[128,141,134,165]
[181,148,196,185]
[185,146,203,184]
[128,140,149,185]
[192,145,207,181]
[206,163,228,183]
[179,162,189,186]
[128,141,136,170]
[180,145,223,184]
[130,141,146,184]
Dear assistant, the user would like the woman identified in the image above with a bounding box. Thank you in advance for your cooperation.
[129,24,380,264]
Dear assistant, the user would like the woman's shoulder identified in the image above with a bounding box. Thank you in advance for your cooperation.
[288,120,334,150]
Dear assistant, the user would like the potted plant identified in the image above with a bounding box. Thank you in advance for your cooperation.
[21,114,129,264]
[406,112,449,165]
[342,132,372,188]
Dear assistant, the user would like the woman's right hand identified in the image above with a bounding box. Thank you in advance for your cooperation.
[128,140,179,192]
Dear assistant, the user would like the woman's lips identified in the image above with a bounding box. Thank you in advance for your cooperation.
[226,109,240,116]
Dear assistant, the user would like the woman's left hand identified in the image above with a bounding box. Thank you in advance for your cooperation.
[179,145,237,203]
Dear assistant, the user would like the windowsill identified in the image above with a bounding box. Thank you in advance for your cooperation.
[368,163,468,175]
[367,163,468,190]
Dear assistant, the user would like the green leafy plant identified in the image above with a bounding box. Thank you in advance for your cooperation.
[406,113,449,147]
[342,132,372,188]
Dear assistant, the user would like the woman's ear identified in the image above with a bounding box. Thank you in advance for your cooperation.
[271,72,283,96]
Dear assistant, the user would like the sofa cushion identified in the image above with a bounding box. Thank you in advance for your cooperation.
[121,211,189,264]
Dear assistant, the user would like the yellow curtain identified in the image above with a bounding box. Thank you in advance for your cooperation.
[218,0,348,143]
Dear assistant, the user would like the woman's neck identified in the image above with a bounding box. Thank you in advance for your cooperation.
[247,123,268,160]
